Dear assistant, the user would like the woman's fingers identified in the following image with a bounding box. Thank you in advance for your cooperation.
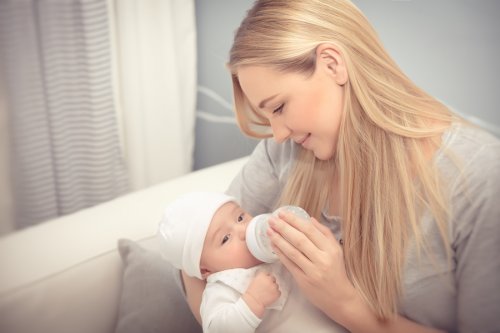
[310,216,337,238]
[268,232,315,282]
[268,215,318,264]
[267,211,344,278]
[267,226,315,274]
[271,211,335,251]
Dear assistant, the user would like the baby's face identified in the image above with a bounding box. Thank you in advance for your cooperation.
[200,202,262,278]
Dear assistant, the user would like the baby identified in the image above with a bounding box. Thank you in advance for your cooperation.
[157,191,347,333]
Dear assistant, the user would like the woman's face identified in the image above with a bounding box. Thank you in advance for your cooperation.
[237,61,345,160]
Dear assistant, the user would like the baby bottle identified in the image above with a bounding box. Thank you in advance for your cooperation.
[246,205,310,263]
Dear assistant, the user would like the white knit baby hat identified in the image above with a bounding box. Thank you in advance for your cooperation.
[157,191,237,279]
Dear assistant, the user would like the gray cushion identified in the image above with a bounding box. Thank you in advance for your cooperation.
[115,238,201,333]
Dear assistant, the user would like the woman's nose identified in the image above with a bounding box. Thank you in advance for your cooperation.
[270,119,291,143]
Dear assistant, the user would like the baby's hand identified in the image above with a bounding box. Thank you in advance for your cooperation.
[242,271,281,318]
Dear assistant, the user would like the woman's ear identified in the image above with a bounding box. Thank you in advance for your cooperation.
[315,43,348,85]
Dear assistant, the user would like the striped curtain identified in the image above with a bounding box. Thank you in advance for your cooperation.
[0,0,128,229]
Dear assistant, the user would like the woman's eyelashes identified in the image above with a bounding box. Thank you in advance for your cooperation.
[273,104,284,114]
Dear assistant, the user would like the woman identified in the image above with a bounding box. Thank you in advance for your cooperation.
[182,1,500,332]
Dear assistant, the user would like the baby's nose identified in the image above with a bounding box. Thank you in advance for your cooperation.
[237,225,246,240]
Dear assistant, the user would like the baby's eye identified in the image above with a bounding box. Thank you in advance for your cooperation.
[237,213,244,223]
[222,234,230,245]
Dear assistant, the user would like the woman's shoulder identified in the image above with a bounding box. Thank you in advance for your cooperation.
[437,123,500,184]
[259,138,300,168]
[440,123,500,238]
[246,138,301,177]
[226,139,300,215]
[444,122,500,155]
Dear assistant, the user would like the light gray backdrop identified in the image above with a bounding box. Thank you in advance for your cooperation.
[193,0,500,170]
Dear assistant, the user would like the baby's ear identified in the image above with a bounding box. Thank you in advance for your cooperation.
[201,267,212,280]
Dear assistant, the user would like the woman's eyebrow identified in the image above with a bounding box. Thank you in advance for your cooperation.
[258,94,279,108]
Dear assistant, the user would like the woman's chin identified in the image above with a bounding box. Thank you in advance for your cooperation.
[312,149,335,161]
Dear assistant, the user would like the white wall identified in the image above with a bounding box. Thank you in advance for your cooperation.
[354,0,500,130]
[193,0,258,170]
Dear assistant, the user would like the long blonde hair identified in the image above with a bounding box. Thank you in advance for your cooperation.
[228,0,454,319]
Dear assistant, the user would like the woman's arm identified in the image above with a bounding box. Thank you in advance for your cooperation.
[268,212,446,333]
[181,271,206,325]
[334,292,446,333]
[226,139,296,215]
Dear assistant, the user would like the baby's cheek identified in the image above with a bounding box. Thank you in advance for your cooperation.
[237,244,256,267]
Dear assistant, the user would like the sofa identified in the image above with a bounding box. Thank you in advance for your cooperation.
[0,156,249,333]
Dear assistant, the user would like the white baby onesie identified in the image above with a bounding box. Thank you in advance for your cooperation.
[200,263,347,333]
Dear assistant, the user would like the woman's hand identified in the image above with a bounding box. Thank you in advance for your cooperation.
[267,212,448,333]
[267,211,356,317]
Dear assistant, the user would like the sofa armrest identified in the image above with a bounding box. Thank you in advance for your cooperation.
[0,156,248,333]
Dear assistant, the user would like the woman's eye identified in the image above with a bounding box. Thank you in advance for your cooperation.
[273,104,284,114]
[222,234,230,245]
[237,213,244,223]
